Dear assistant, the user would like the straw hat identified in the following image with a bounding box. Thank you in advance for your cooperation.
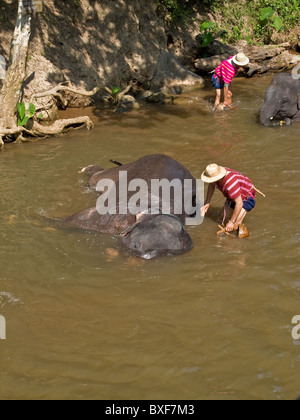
[232,52,250,67]
[201,164,227,183]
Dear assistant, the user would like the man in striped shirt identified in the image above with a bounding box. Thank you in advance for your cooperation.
[201,164,256,232]
[211,53,249,110]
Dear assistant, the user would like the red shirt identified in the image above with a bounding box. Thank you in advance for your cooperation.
[214,56,239,85]
[217,168,256,201]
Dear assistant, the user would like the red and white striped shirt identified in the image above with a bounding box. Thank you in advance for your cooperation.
[214,56,238,85]
[217,168,256,201]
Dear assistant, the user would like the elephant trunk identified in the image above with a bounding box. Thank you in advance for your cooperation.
[260,102,280,126]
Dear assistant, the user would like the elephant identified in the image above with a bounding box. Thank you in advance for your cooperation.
[260,72,300,126]
[60,154,197,260]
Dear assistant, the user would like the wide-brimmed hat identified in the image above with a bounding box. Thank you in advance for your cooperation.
[201,164,227,183]
[232,53,250,67]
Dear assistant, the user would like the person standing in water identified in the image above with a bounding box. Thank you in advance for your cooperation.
[211,53,250,110]
[200,164,256,232]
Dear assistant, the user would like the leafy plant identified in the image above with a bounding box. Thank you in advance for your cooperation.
[259,7,283,31]
[111,86,120,97]
[102,82,133,108]
[197,0,300,45]
[200,21,220,48]
[200,22,214,47]
[253,0,299,42]
[17,102,36,127]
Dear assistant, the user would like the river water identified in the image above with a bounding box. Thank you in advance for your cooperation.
[0,75,299,400]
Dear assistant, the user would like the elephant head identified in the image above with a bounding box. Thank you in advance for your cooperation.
[260,73,300,126]
[121,214,193,260]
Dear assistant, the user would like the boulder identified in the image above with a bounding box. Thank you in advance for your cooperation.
[195,54,231,73]
[197,38,237,58]
[116,94,140,112]
[150,51,205,92]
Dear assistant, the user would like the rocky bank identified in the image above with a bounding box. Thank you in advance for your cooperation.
[0,0,299,119]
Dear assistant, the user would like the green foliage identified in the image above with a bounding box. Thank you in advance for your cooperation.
[200,21,220,48]
[258,7,283,35]
[253,0,299,42]
[17,102,36,127]
[156,0,299,43]
[256,0,299,30]
[260,6,276,21]
[199,0,300,45]
[112,87,120,96]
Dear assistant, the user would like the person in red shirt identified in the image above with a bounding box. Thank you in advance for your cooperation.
[201,163,256,232]
[211,53,249,110]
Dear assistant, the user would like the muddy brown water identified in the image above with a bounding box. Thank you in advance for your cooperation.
[0,75,299,400]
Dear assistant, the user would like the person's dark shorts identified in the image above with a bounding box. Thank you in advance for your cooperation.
[211,74,224,89]
[227,197,256,212]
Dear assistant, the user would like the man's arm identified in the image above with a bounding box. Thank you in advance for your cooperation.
[201,183,216,216]
[226,195,243,231]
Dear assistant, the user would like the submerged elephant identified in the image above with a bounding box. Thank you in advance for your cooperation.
[60,154,197,260]
[260,72,300,126]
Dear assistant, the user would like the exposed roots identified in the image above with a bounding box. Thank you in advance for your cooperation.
[30,117,94,136]
[30,84,99,108]
[0,83,98,147]
[0,116,94,145]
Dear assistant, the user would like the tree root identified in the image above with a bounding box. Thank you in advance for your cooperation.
[0,82,98,146]
[31,117,94,136]
[30,84,99,108]
[0,116,94,145]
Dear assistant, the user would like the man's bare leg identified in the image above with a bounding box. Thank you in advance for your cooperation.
[222,200,233,225]
[227,89,233,106]
[214,89,222,109]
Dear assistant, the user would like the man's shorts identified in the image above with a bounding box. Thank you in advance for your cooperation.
[211,74,224,89]
[227,197,256,212]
